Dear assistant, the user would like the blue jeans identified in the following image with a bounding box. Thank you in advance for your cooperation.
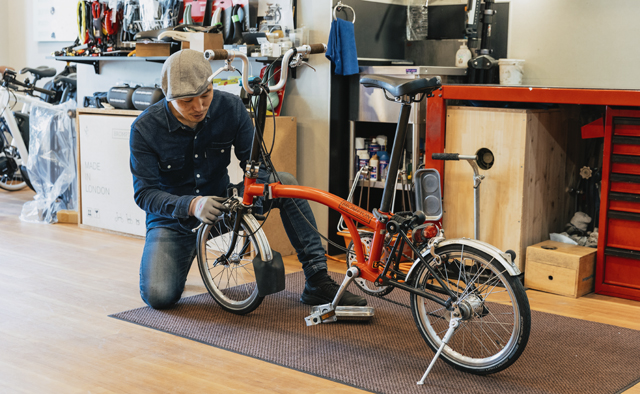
[139,172,327,309]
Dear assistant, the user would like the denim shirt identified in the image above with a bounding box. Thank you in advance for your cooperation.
[129,90,254,233]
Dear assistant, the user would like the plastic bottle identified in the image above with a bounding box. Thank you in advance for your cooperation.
[377,151,389,181]
[376,135,387,152]
[358,151,370,179]
[369,154,379,181]
[455,40,472,68]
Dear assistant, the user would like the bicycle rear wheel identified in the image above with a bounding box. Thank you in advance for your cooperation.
[410,244,530,375]
[197,213,266,315]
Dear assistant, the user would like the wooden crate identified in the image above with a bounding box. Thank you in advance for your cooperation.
[443,106,571,272]
[525,240,596,297]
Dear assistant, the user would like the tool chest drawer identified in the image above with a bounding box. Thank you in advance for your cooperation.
[596,108,640,301]
[609,192,640,213]
[613,118,640,137]
[603,252,640,290]
[612,135,640,155]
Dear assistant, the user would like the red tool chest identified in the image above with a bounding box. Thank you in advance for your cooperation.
[596,107,640,301]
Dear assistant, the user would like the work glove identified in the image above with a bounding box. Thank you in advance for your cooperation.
[193,196,229,224]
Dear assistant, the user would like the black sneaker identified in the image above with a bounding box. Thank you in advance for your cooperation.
[300,276,367,306]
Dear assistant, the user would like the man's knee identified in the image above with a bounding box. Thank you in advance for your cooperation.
[275,172,299,186]
[141,286,181,309]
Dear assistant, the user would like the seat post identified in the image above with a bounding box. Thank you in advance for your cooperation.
[380,101,412,213]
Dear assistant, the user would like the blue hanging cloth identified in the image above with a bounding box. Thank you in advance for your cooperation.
[326,18,359,76]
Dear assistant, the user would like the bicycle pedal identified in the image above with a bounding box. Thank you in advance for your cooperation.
[307,305,375,325]
[305,304,337,326]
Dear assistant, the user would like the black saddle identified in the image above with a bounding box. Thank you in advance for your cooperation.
[54,73,77,88]
[20,66,56,79]
[360,75,442,98]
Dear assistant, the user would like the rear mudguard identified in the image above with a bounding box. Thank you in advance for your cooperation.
[405,237,521,284]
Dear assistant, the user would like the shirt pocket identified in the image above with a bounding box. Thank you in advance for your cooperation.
[158,155,187,187]
[206,140,233,175]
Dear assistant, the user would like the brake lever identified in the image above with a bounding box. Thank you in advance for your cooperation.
[288,53,316,72]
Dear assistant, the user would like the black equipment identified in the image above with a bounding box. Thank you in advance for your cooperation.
[132,87,165,110]
[465,0,499,84]
[107,85,136,109]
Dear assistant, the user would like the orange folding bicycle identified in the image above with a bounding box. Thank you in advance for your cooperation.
[197,44,531,383]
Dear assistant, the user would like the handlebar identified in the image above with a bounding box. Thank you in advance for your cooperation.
[1,70,56,97]
[432,153,477,161]
[204,43,327,95]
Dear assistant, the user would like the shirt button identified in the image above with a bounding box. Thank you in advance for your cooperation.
[195,154,198,158]
[195,136,197,140]
[197,174,201,178]
[196,189,200,193]
[167,165,171,169]
[221,149,224,153]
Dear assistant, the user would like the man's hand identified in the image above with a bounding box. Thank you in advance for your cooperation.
[192,196,229,224]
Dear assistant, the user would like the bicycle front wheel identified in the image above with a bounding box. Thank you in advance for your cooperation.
[410,244,530,375]
[0,156,27,191]
[197,213,267,315]
[0,130,27,191]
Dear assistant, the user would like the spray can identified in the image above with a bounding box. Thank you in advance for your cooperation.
[377,151,389,181]
[368,138,381,157]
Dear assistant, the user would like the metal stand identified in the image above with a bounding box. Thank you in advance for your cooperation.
[304,267,375,325]
[417,317,460,385]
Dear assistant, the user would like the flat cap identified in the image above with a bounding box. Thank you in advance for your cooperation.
[161,49,212,101]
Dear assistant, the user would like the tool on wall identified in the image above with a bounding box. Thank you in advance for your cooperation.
[465,0,498,83]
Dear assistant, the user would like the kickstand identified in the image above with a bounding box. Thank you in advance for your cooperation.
[417,317,460,385]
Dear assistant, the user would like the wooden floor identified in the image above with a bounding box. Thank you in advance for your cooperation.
[1,188,639,393]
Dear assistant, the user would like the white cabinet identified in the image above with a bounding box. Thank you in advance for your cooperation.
[77,109,146,237]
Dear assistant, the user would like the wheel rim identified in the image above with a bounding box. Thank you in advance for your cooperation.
[414,248,521,369]
[200,216,260,309]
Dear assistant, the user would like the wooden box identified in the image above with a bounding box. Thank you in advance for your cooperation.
[525,240,597,297]
[135,41,180,57]
[181,33,224,52]
[443,106,571,272]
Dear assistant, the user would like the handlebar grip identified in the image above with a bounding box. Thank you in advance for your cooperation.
[307,43,327,54]
[204,49,229,61]
[33,86,56,96]
[432,153,460,161]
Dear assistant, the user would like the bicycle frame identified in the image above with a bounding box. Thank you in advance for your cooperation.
[206,46,457,306]
[0,86,54,166]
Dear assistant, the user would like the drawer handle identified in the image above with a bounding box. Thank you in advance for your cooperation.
[548,275,554,281]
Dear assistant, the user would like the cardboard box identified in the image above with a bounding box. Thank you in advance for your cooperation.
[181,33,224,52]
[135,41,181,57]
[525,240,597,298]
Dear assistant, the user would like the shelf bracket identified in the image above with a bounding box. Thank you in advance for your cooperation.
[62,58,101,74]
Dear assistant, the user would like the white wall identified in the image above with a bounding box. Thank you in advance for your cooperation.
[0,0,74,75]
[279,0,332,241]
[507,0,640,89]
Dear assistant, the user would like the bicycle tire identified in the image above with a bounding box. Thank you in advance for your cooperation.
[197,212,266,315]
[0,128,27,191]
[346,232,394,296]
[410,244,530,375]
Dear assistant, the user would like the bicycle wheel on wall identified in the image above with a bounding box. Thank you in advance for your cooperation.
[197,213,266,315]
[410,244,531,375]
